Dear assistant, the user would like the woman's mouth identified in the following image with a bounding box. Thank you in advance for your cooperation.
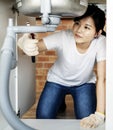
[75,34,82,38]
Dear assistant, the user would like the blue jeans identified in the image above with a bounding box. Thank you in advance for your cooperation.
[36,81,96,119]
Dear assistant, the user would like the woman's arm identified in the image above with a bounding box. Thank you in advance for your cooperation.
[96,60,106,114]
[37,39,47,52]
[80,60,106,128]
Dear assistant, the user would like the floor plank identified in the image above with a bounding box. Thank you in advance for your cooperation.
[22,95,75,119]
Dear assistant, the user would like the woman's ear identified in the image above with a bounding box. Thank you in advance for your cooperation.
[98,30,102,36]
[95,30,102,38]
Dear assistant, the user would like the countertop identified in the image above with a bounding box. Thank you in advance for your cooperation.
[3,119,105,130]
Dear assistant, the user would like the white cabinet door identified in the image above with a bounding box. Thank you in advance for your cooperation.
[17,14,36,117]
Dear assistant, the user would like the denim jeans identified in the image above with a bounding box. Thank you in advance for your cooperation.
[36,81,96,119]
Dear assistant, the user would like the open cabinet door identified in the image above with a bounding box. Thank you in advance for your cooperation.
[17,14,36,117]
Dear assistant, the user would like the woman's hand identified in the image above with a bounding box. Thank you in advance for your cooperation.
[80,112,105,128]
[17,33,39,56]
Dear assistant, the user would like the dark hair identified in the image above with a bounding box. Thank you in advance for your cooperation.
[74,4,106,33]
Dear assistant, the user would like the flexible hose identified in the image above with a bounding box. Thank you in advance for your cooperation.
[0,50,37,130]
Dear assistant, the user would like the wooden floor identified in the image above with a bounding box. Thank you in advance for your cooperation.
[22,95,75,119]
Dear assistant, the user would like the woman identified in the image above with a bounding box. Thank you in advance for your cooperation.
[18,4,106,128]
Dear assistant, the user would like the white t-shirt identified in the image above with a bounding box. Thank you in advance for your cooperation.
[43,30,106,86]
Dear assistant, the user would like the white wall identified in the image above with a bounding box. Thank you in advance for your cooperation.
[106,0,113,129]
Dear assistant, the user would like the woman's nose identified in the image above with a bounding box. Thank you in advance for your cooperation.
[77,26,83,33]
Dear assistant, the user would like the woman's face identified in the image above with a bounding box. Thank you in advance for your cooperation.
[73,17,97,45]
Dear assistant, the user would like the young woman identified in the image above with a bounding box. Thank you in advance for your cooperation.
[18,4,106,128]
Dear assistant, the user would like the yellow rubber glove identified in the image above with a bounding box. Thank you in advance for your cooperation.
[80,112,105,128]
[17,33,39,56]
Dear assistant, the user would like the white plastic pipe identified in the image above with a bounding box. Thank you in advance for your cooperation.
[41,0,51,24]
[13,25,56,33]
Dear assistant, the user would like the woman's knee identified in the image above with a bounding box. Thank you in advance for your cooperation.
[36,108,56,119]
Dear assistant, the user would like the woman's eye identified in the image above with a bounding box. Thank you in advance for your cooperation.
[74,21,80,25]
[85,26,90,30]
